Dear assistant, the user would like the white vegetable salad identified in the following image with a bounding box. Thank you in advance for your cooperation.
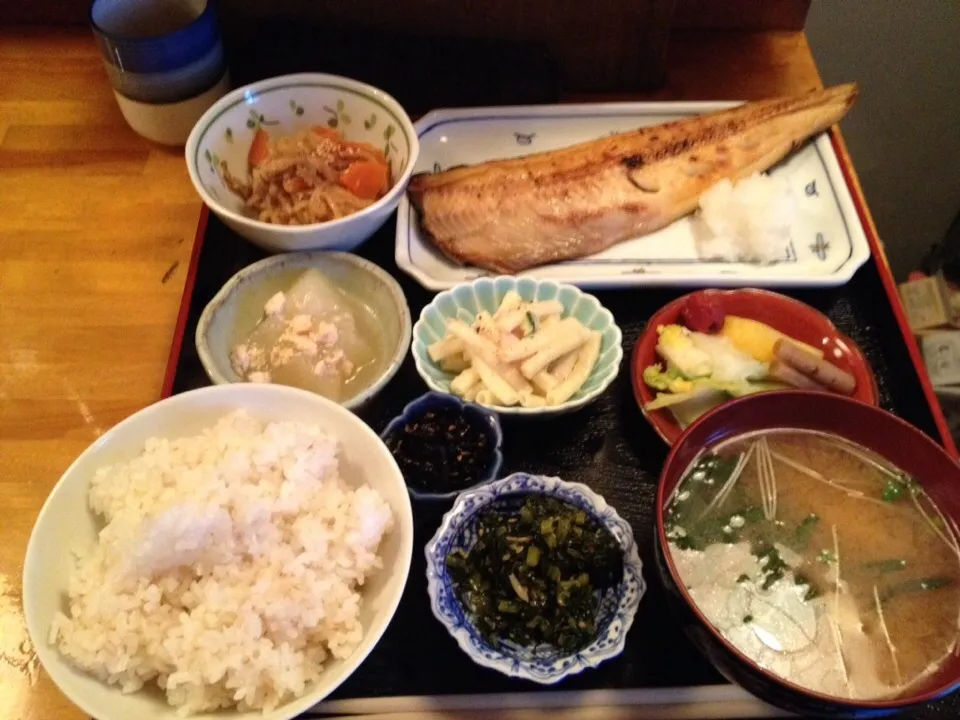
[643,293,858,428]
[428,291,601,408]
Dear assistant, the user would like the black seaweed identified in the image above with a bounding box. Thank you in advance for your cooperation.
[384,406,491,493]
[754,543,788,590]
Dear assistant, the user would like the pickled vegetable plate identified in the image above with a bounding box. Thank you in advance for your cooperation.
[631,289,879,445]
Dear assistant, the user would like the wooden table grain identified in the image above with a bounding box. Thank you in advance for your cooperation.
[0,26,831,720]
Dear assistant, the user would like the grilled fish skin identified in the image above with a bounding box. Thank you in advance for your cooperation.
[407,84,858,274]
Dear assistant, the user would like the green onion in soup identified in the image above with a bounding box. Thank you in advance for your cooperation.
[666,429,960,701]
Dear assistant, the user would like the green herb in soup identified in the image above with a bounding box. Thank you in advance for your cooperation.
[446,495,623,652]
[667,429,960,702]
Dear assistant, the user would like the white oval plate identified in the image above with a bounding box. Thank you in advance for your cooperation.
[394,101,871,291]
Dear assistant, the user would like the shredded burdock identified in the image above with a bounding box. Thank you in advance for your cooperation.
[222,126,392,225]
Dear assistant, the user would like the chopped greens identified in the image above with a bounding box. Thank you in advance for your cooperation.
[446,495,623,652]
[755,543,788,590]
[882,473,919,502]
[667,452,759,551]
[743,506,765,524]
[523,311,537,334]
[880,576,955,604]
[817,549,837,565]
[789,513,820,551]
[882,479,907,503]
[861,558,908,574]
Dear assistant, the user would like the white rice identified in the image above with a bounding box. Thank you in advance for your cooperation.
[50,410,394,714]
[694,172,798,264]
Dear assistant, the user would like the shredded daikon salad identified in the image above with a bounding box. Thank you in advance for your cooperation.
[427,291,601,408]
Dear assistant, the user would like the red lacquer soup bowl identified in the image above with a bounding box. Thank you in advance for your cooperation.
[655,390,960,717]
[632,289,879,446]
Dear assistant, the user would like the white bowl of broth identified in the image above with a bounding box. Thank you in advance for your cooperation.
[196,252,411,410]
[656,390,960,716]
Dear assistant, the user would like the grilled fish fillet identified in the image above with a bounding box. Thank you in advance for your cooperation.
[407,84,858,273]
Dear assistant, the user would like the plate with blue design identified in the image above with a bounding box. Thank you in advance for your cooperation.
[424,472,645,683]
[395,102,871,290]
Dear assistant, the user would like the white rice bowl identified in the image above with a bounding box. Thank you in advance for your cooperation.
[23,384,413,720]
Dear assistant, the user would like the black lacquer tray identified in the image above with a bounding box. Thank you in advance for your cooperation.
[163,210,958,719]
[162,23,958,718]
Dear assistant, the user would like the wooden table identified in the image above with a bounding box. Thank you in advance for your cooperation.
[0,26,868,720]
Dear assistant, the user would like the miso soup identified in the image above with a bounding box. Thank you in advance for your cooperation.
[666,429,960,700]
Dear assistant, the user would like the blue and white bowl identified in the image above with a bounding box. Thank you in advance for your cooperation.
[412,277,623,416]
[425,473,645,684]
[91,0,226,105]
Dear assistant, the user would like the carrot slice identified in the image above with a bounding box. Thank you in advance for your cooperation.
[311,126,342,141]
[247,128,271,168]
[339,160,389,200]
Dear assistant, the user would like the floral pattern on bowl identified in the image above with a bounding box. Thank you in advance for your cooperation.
[380,392,504,502]
[195,85,410,206]
[425,473,645,684]
[411,277,623,416]
[185,73,418,254]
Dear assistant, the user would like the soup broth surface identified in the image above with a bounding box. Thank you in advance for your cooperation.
[667,429,960,701]
[230,269,382,402]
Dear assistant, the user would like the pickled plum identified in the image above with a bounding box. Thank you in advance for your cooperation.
[680,294,726,334]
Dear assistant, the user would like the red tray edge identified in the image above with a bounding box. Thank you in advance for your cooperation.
[827,129,958,459]
[161,205,209,399]
[159,133,958,460]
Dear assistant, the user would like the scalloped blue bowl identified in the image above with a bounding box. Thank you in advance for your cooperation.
[411,277,623,416]
[380,392,504,502]
[425,473,646,684]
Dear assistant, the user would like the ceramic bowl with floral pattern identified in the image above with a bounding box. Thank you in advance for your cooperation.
[425,473,646,683]
[186,73,418,253]
[412,276,624,416]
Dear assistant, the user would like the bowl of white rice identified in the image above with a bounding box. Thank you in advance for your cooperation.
[23,383,413,720]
